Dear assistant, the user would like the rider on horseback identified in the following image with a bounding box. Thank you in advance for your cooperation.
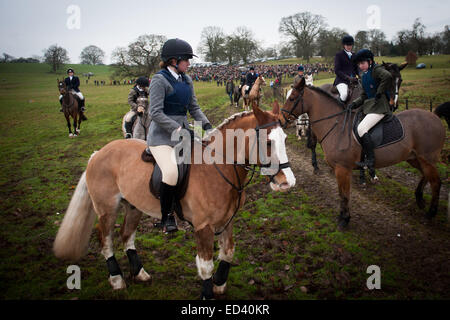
[245,67,258,95]
[334,35,359,104]
[146,38,212,234]
[293,65,305,86]
[348,49,393,171]
[124,76,150,139]
[59,68,86,114]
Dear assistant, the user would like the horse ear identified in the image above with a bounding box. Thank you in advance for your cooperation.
[272,100,280,115]
[382,60,385,65]
[294,76,305,90]
[252,101,265,124]
[399,61,408,70]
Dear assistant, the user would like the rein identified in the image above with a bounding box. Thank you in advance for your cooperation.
[281,88,351,146]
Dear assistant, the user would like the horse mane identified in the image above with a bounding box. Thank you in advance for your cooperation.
[306,85,346,108]
[203,111,253,141]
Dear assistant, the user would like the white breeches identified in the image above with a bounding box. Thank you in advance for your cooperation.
[59,91,84,100]
[336,83,348,101]
[357,113,385,137]
[148,145,178,186]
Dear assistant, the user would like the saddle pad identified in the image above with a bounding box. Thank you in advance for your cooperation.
[353,112,404,149]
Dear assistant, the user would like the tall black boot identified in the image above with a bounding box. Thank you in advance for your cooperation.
[355,133,375,170]
[124,121,133,139]
[154,182,178,233]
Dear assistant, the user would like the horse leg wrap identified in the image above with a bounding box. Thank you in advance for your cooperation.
[106,255,123,276]
[126,249,143,277]
[201,278,214,300]
[213,261,231,286]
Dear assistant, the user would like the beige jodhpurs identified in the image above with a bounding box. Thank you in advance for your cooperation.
[357,113,385,137]
[149,145,178,186]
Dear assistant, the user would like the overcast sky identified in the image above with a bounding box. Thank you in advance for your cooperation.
[1,0,449,64]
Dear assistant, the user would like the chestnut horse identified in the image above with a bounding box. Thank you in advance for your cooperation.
[241,75,266,110]
[280,77,445,229]
[57,79,86,137]
[53,102,296,299]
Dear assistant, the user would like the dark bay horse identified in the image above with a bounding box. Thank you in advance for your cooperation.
[309,62,408,183]
[53,102,296,299]
[57,79,86,137]
[280,77,445,229]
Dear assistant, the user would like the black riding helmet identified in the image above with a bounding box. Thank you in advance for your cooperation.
[161,38,197,62]
[67,68,74,74]
[342,35,354,45]
[136,76,149,87]
[352,49,374,65]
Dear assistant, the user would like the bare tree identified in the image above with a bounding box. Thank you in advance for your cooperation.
[316,28,348,60]
[223,35,240,65]
[111,34,166,78]
[368,29,388,56]
[354,30,370,52]
[80,45,105,65]
[43,44,69,72]
[1,53,15,63]
[198,26,226,62]
[279,11,326,61]
[232,26,259,64]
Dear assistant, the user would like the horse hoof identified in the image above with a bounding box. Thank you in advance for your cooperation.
[337,216,350,230]
[69,133,73,138]
[134,268,152,282]
[213,282,227,295]
[425,207,438,219]
[370,175,379,183]
[109,275,127,290]
[416,199,426,210]
[313,168,320,175]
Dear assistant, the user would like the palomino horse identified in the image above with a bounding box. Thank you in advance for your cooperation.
[122,96,151,140]
[53,102,296,299]
[57,80,87,137]
[280,77,445,229]
[241,75,266,110]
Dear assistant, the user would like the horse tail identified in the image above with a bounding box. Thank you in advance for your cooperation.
[434,101,450,129]
[53,171,96,261]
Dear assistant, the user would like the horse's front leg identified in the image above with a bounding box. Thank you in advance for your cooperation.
[335,165,351,229]
[121,202,151,282]
[195,225,215,300]
[65,115,72,136]
[306,128,319,174]
[213,222,234,295]
[73,115,78,136]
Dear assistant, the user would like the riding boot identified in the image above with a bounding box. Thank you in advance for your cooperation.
[59,99,63,112]
[124,121,133,139]
[154,182,178,233]
[355,133,375,170]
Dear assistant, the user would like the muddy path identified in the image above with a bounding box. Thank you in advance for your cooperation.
[285,135,450,297]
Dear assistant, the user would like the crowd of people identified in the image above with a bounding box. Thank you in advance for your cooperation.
[188,62,334,86]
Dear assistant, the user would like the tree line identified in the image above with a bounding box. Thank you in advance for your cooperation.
[2,11,448,76]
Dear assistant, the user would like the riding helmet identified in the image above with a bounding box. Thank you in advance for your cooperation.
[298,65,304,72]
[342,35,354,45]
[136,76,150,87]
[353,49,374,64]
[161,38,197,62]
[67,68,74,74]
[249,67,255,71]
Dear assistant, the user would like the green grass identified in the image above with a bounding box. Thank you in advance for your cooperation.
[0,57,449,299]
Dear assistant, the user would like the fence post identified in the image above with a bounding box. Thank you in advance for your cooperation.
[405,98,408,110]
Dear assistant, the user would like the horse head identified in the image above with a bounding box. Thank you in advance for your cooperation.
[381,61,407,109]
[251,101,296,191]
[57,79,67,95]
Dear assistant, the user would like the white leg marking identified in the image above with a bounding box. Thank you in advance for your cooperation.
[135,268,152,282]
[218,245,234,263]
[196,255,214,280]
[101,235,114,260]
[109,275,126,290]
[124,231,136,251]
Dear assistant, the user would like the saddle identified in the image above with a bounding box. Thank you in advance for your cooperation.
[353,111,404,149]
[141,148,191,221]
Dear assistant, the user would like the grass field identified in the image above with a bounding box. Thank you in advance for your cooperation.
[0,57,449,299]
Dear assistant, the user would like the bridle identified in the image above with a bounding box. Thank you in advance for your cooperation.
[196,120,291,235]
[280,87,351,146]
